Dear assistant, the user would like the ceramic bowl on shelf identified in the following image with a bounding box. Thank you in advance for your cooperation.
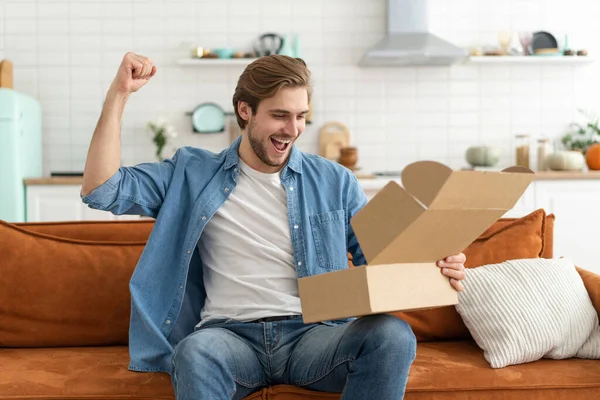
[213,48,235,58]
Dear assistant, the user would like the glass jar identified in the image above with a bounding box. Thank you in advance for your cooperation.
[515,134,530,168]
[537,138,551,171]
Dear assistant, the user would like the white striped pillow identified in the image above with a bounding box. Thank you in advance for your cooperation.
[455,258,600,368]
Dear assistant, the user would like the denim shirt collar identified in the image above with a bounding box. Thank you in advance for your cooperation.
[224,135,303,175]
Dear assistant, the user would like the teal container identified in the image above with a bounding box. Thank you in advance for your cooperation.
[0,88,42,222]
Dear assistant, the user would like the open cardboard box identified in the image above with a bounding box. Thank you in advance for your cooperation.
[298,161,534,324]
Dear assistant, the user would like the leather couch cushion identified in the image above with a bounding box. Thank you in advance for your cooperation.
[393,208,549,341]
[2,343,598,400]
[0,221,146,347]
[265,341,600,400]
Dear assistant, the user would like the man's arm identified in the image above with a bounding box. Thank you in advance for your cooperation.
[347,174,368,266]
[81,52,173,218]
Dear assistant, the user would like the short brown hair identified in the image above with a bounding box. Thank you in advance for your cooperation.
[232,55,312,129]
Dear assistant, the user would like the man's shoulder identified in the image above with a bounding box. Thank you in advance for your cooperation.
[300,152,355,180]
[173,145,227,166]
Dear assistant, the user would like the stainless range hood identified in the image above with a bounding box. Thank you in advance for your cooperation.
[359,0,469,67]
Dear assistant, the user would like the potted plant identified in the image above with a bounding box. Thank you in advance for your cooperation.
[560,109,600,154]
[147,118,177,161]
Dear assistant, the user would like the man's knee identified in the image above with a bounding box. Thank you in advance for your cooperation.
[173,328,229,370]
[352,314,417,361]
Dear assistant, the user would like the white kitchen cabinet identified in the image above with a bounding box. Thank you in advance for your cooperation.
[534,180,600,275]
[25,185,142,222]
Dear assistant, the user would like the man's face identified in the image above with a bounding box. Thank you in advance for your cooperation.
[241,86,309,169]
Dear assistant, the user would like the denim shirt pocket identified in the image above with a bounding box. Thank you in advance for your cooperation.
[309,209,347,271]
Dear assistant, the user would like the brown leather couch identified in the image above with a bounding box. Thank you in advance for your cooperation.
[1,208,599,400]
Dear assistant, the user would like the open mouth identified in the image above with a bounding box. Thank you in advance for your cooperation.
[270,137,292,154]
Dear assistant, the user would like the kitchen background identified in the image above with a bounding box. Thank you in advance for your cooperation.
[0,0,598,175]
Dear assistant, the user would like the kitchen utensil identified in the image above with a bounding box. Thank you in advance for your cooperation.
[0,60,13,88]
[319,121,350,160]
[186,102,234,134]
[254,33,284,57]
[531,31,559,55]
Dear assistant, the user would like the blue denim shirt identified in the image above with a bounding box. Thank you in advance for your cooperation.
[81,136,368,374]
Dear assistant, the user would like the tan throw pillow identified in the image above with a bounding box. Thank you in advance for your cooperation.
[393,208,548,341]
[456,258,600,368]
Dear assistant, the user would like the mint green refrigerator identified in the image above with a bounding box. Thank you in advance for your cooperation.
[0,88,42,222]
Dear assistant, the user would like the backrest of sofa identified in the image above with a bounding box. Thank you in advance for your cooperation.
[14,220,155,242]
[0,220,154,348]
[2,210,555,348]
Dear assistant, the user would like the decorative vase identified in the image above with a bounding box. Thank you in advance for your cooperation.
[546,151,585,171]
[465,146,500,167]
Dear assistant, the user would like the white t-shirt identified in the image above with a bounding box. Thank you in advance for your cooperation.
[196,158,301,324]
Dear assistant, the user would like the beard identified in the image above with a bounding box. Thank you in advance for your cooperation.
[247,117,289,168]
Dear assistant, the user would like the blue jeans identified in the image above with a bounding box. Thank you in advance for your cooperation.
[171,314,417,400]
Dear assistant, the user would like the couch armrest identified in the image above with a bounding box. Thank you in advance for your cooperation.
[577,267,600,316]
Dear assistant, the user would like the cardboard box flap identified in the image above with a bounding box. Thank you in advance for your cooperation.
[351,181,426,264]
[351,161,535,265]
[400,161,453,208]
[370,209,508,264]
[402,161,534,210]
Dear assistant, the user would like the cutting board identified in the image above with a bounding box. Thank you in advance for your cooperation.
[0,60,13,89]
[319,121,350,160]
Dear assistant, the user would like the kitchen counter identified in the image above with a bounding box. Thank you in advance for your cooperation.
[23,170,600,187]
[357,170,600,191]
[24,177,83,185]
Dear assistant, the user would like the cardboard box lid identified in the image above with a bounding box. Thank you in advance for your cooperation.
[351,161,534,265]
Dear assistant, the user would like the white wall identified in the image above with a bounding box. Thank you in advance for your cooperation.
[2,0,599,174]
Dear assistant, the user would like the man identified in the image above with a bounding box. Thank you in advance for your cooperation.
[81,52,466,400]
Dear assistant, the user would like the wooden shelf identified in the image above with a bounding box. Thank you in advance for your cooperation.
[468,56,594,64]
[176,58,258,66]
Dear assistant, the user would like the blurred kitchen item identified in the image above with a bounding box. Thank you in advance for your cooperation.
[213,48,235,58]
[232,51,245,58]
[254,33,283,57]
[577,49,588,56]
[186,102,234,133]
[0,88,42,222]
[292,33,302,58]
[518,32,533,55]
[319,121,350,160]
[191,47,212,58]
[0,60,13,88]
[537,138,552,171]
[373,171,403,177]
[465,146,500,167]
[278,34,295,57]
[508,34,524,55]
[338,147,358,170]
[498,31,512,55]
[531,31,559,55]
[563,35,574,56]
[515,134,530,168]
[547,151,585,171]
